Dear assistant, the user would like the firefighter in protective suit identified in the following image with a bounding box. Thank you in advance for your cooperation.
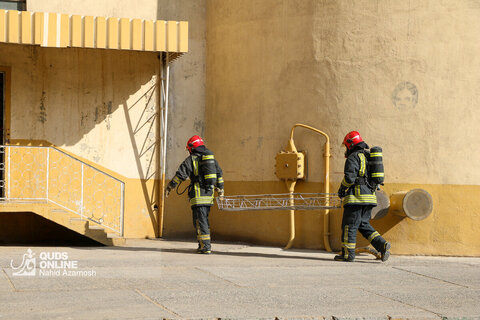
[165,135,224,254]
[336,131,391,262]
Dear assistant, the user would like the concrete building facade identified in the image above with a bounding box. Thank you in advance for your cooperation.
[1,0,478,256]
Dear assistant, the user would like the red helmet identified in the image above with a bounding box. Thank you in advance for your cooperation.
[343,131,363,150]
[186,135,204,152]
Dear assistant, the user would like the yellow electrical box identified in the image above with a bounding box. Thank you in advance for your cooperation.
[275,151,305,180]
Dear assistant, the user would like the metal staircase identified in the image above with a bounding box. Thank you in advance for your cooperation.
[0,145,125,245]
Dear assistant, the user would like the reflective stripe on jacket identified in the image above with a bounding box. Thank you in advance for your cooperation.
[342,150,377,207]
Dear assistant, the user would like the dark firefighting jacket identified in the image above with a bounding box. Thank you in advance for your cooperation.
[340,142,377,207]
[168,145,224,207]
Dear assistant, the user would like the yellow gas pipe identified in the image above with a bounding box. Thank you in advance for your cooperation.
[284,124,332,252]
[285,179,297,249]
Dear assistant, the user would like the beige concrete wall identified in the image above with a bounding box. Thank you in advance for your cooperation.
[28,0,207,179]
[309,0,480,185]
[156,0,207,178]
[205,0,480,255]
[207,0,480,185]
[2,44,158,180]
[27,0,160,20]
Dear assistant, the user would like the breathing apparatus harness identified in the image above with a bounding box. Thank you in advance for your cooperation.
[176,153,215,196]
[355,146,385,191]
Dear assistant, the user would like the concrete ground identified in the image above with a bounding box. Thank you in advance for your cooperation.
[0,239,479,320]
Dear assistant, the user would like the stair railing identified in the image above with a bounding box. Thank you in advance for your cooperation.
[0,145,124,236]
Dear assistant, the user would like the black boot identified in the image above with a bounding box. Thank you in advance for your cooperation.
[334,254,354,262]
[197,243,211,254]
[334,249,355,262]
[380,242,391,262]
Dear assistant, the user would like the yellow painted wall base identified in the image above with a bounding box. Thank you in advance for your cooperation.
[163,180,480,257]
[123,177,159,238]
[376,183,480,256]
[0,177,161,241]
[2,141,160,240]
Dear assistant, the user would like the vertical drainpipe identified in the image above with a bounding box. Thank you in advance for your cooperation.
[158,53,170,237]
[284,180,297,249]
[323,138,332,252]
[284,138,298,249]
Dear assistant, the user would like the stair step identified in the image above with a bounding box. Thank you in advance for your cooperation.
[51,209,69,213]
[88,225,105,231]
[2,194,125,246]
[107,233,122,238]
[108,236,126,246]
[70,217,85,221]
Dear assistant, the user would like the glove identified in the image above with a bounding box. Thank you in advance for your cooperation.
[165,183,174,198]
[216,187,224,198]
[337,186,347,198]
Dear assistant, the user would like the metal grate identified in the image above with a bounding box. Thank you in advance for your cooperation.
[216,193,342,211]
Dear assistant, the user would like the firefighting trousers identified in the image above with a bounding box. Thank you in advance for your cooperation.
[192,205,211,251]
[340,205,386,260]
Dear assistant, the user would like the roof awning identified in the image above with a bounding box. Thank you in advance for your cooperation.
[0,9,188,59]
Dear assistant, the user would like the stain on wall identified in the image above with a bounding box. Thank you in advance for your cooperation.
[38,91,47,123]
[80,112,89,128]
[193,119,205,137]
[95,101,114,130]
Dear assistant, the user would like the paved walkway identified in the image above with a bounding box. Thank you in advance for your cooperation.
[1,239,479,319]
